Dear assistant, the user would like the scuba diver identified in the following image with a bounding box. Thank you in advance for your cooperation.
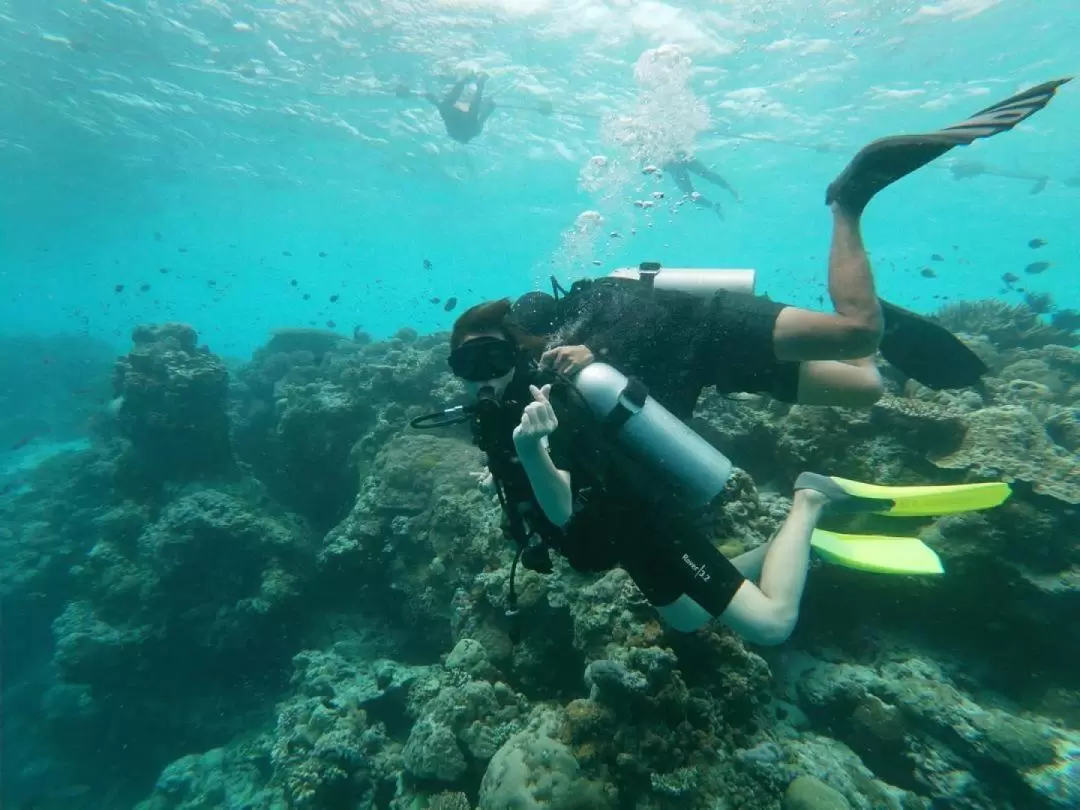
[412,299,1011,645]
[511,76,1072,416]
[397,72,495,144]
[661,150,741,218]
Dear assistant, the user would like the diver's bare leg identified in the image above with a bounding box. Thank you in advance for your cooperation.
[772,205,884,361]
[730,536,773,581]
[825,204,883,345]
[719,490,826,645]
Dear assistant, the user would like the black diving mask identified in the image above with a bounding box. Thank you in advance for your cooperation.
[448,336,519,383]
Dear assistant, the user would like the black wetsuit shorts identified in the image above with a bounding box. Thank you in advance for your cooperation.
[560,488,746,620]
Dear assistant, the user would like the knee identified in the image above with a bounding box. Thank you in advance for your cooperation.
[844,368,886,406]
[837,318,883,357]
[746,609,798,647]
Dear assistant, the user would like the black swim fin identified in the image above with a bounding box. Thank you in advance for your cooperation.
[878,299,987,390]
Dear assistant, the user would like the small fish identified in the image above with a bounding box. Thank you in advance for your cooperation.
[423,258,432,270]
[1025,261,1051,275]
[159,267,169,274]
[178,247,188,253]
[920,268,937,278]
[444,297,458,312]
[114,283,125,293]
[289,279,298,286]
[1002,272,1019,285]
[931,253,944,261]
[140,283,151,292]
[207,279,216,287]
[302,293,310,300]
[430,297,441,304]
[326,320,336,328]
[592,260,602,266]
[153,231,163,241]
[1028,238,1047,249]
[329,294,339,303]
[319,251,328,258]
[10,434,36,450]
[609,231,622,239]
[283,250,292,257]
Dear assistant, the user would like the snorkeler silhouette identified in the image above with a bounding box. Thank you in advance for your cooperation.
[396,72,495,144]
[661,150,741,218]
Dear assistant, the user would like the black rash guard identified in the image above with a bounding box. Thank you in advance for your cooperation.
[551,278,801,420]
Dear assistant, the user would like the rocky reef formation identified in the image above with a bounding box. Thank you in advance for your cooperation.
[111,323,234,493]
[2,298,1078,810]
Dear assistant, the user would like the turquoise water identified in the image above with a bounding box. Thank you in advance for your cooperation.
[2,0,1077,357]
[2,5,1080,808]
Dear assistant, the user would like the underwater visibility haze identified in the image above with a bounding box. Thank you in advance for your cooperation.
[1,1,1080,809]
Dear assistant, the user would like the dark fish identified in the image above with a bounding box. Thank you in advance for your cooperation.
[1002,272,1019,284]
[319,251,327,258]
[114,283,125,293]
[326,320,336,328]
[423,259,432,270]
[178,247,188,253]
[329,294,339,303]
[140,283,151,292]
[1025,261,1050,275]
[430,297,441,304]
[303,293,310,300]
[207,279,216,287]
[931,253,944,261]
[159,267,169,274]
[11,434,36,450]
[153,231,163,241]
[1028,238,1047,249]
[920,268,937,278]
[289,279,298,286]
[444,297,458,312]
[282,250,292,257]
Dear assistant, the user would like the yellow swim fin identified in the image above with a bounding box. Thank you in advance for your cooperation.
[795,472,1012,517]
[811,529,945,576]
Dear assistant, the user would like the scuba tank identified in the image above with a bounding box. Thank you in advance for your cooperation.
[571,362,732,511]
[609,261,756,297]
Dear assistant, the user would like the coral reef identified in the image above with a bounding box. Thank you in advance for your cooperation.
[3,304,1079,810]
[112,323,234,492]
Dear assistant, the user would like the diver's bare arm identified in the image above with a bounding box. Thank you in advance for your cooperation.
[516,441,574,527]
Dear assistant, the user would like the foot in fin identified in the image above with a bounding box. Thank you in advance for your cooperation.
[795,472,894,515]
[826,77,1072,214]
[878,299,988,390]
[796,472,1012,517]
[811,529,944,576]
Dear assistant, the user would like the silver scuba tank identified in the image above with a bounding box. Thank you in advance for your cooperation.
[571,362,733,510]
[609,263,756,297]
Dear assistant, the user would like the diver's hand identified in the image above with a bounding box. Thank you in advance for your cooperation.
[540,345,594,377]
[513,384,557,447]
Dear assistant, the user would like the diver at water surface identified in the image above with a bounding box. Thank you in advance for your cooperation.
[404,71,495,144]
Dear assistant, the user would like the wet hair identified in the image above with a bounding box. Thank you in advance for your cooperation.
[511,292,559,336]
[450,298,548,355]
